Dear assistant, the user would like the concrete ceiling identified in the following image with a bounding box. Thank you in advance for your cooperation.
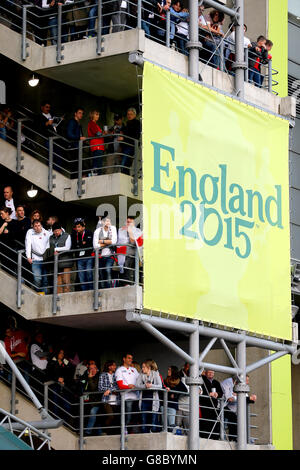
[38,54,139,101]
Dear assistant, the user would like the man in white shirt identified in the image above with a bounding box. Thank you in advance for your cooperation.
[117,216,142,286]
[25,220,50,294]
[3,186,17,220]
[30,332,49,382]
[115,352,139,433]
[221,375,257,441]
[93,217,117,289]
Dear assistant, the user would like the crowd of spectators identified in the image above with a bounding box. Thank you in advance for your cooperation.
[1,0,273,87]
[0,185,143,293]
[0,102,141,177]
[0,319,257,438]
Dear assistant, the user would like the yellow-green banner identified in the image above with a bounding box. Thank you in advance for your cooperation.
[142,62,291,340]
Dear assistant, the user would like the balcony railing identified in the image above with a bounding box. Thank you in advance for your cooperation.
[0,0,278,93]
[0,240,142,315]
[0,108,140,197]
[0,360,258,449]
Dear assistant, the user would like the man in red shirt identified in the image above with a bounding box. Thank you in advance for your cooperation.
[4,327,31,382]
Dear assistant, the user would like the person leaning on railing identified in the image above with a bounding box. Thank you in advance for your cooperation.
[161,365,188,432]
[248,35,268,88]
[117,215,142,287]
[136,360,162,433]
[0,206,19,275]
[25,219,50,295]
[71,218,94,291]
[200,369,223,440]
[118,107,140,175]
[49,222,72,293]
[98,360,120,435]
[93,216,117,289]
[87,109,106,176]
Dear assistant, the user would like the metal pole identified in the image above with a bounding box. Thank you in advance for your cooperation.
[96,0,102,55]
[268,59,272,93]
[56,4,63,63]
[199,337,217,362]
[137,0,142,29]
[140,321,194,364]
[77,139,83,198]
[22,5,29,61]
[187,319,200,450]
[120,393,126,450]
[220,41,225,72]
[220,397,225,441]
[234,0,246,98]
[44,383,49,413]
[246,401,251,444]
[244,46,249,83]
[236,339,248,450]
[79,395,84,450]
[166,10,170,48]
[48,137,54,193]
[134,249,139,286]
[187,0,200,80]
[0,343,46,415]
[52,253,59,315]
[16,250,23,309]
[93,248,99,310]
[11,371,17,415]
[163,390,168,432]
[203,0,238,18]
[132,139,138,196]
[16,119,23,174]
[126,312,296,354]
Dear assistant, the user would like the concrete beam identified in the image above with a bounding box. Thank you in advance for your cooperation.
[0,268,143,327]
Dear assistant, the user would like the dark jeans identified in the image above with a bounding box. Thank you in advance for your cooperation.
[99,256,115,288]
[141,399,159,433]
[92,149,104,175]
[121,145,134,174]
[77,257,94,291]
[176,33,188,55]
[224,407,237,441]
[249,68,263,88]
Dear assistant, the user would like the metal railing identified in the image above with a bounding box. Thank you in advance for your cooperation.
[0,364,258,449]
[0,109,140,197]
[0,240,142,314]
[0,0,278,92]
[0,408,51,450]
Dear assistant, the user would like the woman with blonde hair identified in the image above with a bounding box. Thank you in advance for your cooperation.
[136,360,162,433]
[87,110,105,175]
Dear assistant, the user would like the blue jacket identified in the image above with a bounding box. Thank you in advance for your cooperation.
[170,8,189,40]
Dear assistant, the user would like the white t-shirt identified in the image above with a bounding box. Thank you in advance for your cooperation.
[93,225,117,257]
[117,226,142,268]
[115,365,139,400]
[5,198,17,220]
[227,31,251,51]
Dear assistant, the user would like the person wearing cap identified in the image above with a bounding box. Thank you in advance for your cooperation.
[49,222,72,293]
[106,114,123,174]
[71,219,94,291]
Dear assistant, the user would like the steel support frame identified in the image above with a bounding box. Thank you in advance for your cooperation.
[126,311,296,450]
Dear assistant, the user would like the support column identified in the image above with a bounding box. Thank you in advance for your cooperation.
[233,0,246,98]
[187,320,201,450]
[187,0,201,80]
[235,339,249,450]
